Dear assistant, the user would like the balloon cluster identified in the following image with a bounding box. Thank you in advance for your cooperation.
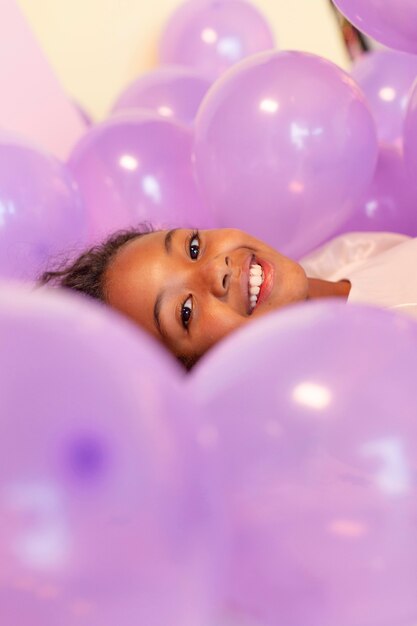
[4,0,417,283]
[1,285,417,626]
[2,1,417,625]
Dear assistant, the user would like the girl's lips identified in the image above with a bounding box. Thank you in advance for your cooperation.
[255,257,274,306]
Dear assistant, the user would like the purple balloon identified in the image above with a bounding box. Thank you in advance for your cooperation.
[68,111,213,242]
[336,144,417,236]
[159,0,276,80]
[111,66,212,126]
[193,50,378,259]
[0,283,218,626]
[403,80,417,195]
[0,134,87,282]
[190,301,417,626]
[351,50,417,145]
[333,0,417,54]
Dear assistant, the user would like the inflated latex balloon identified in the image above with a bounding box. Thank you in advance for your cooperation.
[190,301,417,626]
[0,284,218,626]
[194,50,378,259]
[159,0,275,80]
[68,111,212,242]
[403,80,417,195]
[111,66,211,126]
[0,134,87,282]
[351,50,417,145]
[336,144,417,236]
[332,0,417,54]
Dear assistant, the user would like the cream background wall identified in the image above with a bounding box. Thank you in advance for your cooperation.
[17,0,349,120]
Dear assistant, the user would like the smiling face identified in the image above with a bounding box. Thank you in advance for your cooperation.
[104,228,309,362]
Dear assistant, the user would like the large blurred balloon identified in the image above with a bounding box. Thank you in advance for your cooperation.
[190,301,417,626]
[332,0,417,54]
[0,134,87,282]
[111,66,211,126]
[336,144,417,235]
[159,0,275,80]
[351,50,417,145]
[68,111,212,242]
[403,79,417,195]
[194,51,378,259]
[0,284,218,626]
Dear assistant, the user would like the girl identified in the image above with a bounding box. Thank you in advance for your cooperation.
[40,225,417,368]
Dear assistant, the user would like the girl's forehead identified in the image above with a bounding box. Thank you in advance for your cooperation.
[111,230,166,266]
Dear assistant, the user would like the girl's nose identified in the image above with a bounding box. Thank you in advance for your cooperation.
[200,255,232,297]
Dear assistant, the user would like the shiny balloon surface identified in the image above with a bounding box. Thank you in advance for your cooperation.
[159,0,276,80]
[194,50,378,259]
[190,301,417,626]
[69,112,212,241]
[0,134,87,281]
[0,284,218,626]
[333,0,417,54]
[112,66,211,126]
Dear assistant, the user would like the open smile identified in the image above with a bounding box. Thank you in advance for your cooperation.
[248,260,264,311]
[249,256,274,312]
[241,254,275,315]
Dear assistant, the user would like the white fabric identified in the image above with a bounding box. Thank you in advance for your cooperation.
[300,232,417,320]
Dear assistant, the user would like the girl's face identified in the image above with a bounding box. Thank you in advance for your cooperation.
[105,228,308,361]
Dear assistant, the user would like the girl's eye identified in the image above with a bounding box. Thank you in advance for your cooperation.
[189,231,200,260]
[181,296,193,329]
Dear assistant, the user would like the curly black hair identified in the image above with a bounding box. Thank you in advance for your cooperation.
[39,224,198,369]
[39,225,153,299]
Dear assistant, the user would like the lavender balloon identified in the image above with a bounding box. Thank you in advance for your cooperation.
[194,51,378,259]
[112,66,211,126]
[351,50,417,145]
[159,0,276,80]
[333,0,417,54]
[0,134,87,282]
[336,144,417,236]
[403,80,417,195]
[0,284,218,626]
[190,301,417,626]
[68,111,212,242]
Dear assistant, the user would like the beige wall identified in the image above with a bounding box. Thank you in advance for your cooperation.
[17,0,349,120]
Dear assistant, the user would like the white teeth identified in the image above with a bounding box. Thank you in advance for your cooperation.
[248,262,264,311]
[249,274,263,287]
[250,264,262,276]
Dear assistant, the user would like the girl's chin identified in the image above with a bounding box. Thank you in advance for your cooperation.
[250,301,272,317]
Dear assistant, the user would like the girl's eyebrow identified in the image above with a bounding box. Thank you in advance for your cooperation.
[153,291,166,339]
[164,228,178,254]
[153,229,181,338]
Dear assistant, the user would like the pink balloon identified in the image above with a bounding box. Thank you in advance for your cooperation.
[332,0,417,54]
[0,134,87,282]
[0,284,218,626]
[190,301,417,626]
[335,144,417,236]
[68,111,213,242]
[0,0,85,160]
[351,50,417,145]
[193,51,378,259]
[159,0,276,80]
[111,66,211,126]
